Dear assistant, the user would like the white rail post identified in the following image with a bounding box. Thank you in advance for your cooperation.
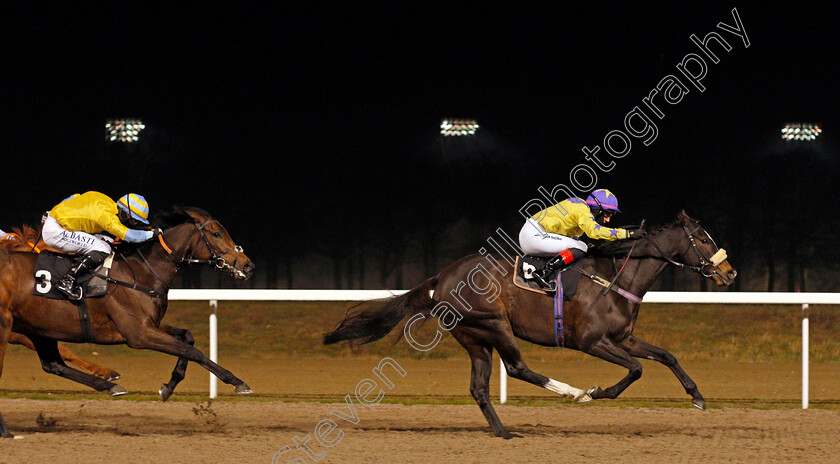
[499,358,507,404]
[802,303,809,409]
[209,299,218,399]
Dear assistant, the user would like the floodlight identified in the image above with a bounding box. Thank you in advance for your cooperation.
[781,123,821,141]
[441,119,479,136]
[106,119,146,143]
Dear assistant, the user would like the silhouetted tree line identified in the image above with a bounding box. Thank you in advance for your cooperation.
[179,137,839,292]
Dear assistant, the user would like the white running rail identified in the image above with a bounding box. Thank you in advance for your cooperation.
[168,290,840,407]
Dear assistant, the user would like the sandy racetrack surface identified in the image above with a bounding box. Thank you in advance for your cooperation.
[2,399,839,463]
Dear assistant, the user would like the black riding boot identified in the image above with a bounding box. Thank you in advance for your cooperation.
[56,251,108,301]
[534,248,587,290]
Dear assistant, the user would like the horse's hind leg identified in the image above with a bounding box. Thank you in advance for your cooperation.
[579,337,643,401]
[158,325,194,401]
[462,341,514,438]
[490,322,590,402]
[619,335,706,409]
[28,335,126,396]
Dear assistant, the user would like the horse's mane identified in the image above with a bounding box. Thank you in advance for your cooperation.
[588,220,681,259]
[151,206,211,229]
[0,225,42,251]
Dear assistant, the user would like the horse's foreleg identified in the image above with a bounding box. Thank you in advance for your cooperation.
[10,332,120,381]
[124,327,250,394]
[56,344,121,381]
[491,321,590,402]
[579,337,642,400]
[29,335,126,396]
[0,309,15,438]
[157,325,194,401]
[619,335,705,409]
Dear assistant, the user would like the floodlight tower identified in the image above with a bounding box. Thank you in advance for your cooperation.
[438,118,480,165]
[779,122,823,293]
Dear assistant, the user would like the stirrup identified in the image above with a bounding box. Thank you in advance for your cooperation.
[533,273,557,291]
[57,278,83,301]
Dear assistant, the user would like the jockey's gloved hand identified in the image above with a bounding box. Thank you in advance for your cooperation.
[124,228,155,243]
[153,228,163,239]
[627,229,647,240]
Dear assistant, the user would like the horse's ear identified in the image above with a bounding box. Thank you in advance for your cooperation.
[678,209,689,221]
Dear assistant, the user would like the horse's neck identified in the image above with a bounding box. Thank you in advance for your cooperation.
[618,258,670,297]
[118,244,182,295]
[616,233,686,296]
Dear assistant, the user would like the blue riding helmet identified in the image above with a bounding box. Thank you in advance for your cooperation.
[585,189,621,213]
[117,193,150,224]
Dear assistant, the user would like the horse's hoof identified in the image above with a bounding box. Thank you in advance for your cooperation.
[109,385,128,397]
[234,383,252,395]
[575,392,593,403]
[585,385,603,400]
[107,372,122,381]
[159,385,173,402]
[692,398,706,410]
[497,429,518,439]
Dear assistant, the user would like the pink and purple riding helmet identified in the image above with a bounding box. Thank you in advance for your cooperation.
[585,189,621,214]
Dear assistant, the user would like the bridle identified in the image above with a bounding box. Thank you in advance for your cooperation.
[644,221,728,278]
[166,219,247,277]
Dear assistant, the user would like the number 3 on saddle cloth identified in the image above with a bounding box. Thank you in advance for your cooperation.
[513,255,582,348]
[32,251,114,300]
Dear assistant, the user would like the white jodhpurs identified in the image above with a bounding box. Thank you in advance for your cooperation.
[518,218,588,257]
[42,216,112,255]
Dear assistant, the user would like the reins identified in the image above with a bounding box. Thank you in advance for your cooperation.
[602,219,645,296]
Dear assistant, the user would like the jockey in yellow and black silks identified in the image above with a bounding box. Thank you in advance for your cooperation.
[518,189,644,285]
[42,192,157,300]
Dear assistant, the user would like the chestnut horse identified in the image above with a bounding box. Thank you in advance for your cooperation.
[1,226,120,380]
[325,211,737,438]
[0,206,254,438]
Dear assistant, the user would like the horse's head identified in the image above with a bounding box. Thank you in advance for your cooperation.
[672,210,737,286]
[155,207,255,280]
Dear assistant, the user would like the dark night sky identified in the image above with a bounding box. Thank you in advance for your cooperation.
[2,2,839,282]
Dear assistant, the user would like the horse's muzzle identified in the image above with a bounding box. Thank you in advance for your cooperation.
[715,265,737,286]
[221,256,254,280]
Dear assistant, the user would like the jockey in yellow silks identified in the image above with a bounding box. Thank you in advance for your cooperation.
[518,189,644,285]
[42,191,156,300]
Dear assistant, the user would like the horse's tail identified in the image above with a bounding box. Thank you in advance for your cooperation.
[323,276,439,345]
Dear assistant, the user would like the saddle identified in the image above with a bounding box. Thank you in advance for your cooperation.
[33,251,115,300]
[513,255,581,300]
[513,255,644,304]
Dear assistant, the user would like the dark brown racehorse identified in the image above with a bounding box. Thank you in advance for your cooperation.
[0,206,254,438]
[1,226,121,381]
[325,211,737,438]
